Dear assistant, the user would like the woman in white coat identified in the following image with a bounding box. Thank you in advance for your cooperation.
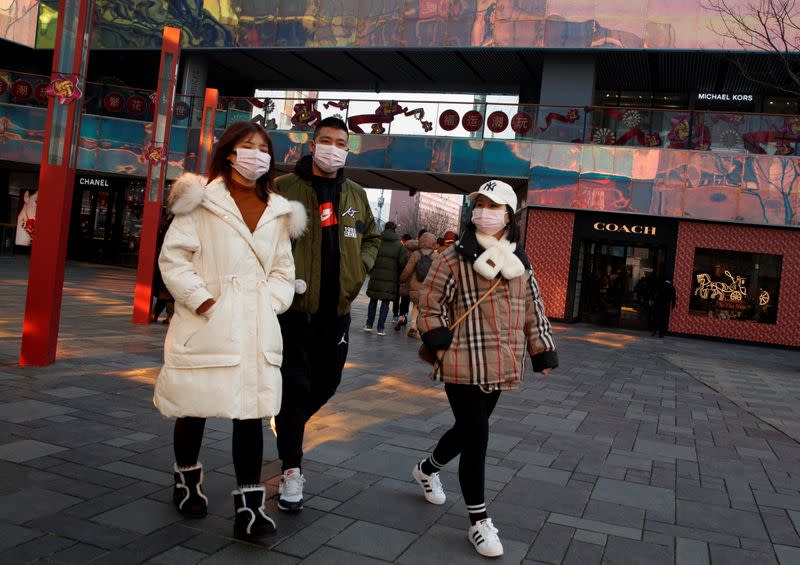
[154,122,306,541]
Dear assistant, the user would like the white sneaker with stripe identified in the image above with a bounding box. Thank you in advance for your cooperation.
[468,518,504,557]
[411,461,446,505]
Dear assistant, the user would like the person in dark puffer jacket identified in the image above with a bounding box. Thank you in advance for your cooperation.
[363,221,404,335]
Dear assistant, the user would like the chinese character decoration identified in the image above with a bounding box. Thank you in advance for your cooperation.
[291,99,322,130]
[46,74,83,104]
[348,101,432,134]
[694,270,747,302]
[143,143,166,164]
[12,79,33,101]
[103,92,125,113]
[510,111,533,134]
[439,109,460,131]
[461,110,483,132]
[487,111,509,133]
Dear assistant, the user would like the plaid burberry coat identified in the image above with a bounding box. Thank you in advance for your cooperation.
[418,230,558,390]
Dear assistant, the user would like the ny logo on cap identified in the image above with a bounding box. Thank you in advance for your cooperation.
[484,181,497,191]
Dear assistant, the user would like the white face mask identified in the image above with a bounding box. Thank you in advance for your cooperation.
[472,207,508,235]
[313,143,348,173]
[232,147,271,181]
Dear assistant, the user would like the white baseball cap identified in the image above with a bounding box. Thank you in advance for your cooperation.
[467,180,517,210]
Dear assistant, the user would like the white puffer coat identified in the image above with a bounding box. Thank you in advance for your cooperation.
[153,173,307,420]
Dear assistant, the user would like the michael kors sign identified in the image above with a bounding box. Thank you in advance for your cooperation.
[593,222,657,236]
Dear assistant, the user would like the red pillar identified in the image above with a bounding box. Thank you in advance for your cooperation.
[133,27,182,325]
[197,88,218,175]
[20,0,95,366]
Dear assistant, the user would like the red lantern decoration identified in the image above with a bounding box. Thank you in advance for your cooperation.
[34,83,49,104]
[103,92,125,113]
[11,79,33,101]
[462,110,483,132]
[126,94,147,115]
[438,109,460,131]
[487,111,509,133]
[511,111,533,134]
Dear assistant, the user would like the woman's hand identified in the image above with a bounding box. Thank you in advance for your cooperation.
[541,368,552,376]
[436,349,445,361]
[196,299,216,315]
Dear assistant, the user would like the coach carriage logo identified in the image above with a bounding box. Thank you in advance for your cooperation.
[694,271,747,301]
[759,290,770,306]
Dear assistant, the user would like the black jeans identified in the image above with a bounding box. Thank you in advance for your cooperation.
[275,310,351,470]
[173,417,263,486]
[431,384,501,507]
[398,295,410,318]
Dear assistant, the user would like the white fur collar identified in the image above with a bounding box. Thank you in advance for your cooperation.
[167,173,307,239]
[473,231,526,280]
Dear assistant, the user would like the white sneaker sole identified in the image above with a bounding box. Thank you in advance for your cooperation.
[469,537,504,558]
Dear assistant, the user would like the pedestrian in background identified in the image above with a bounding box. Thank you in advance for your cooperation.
[364,221,404,335]
[154,121,306,540]
[394,233,413,330]
[652,276,677,338]
[399,231,437,338]
[413,180,558,558]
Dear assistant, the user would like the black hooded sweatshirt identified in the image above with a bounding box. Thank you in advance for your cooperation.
[294,154,346,317]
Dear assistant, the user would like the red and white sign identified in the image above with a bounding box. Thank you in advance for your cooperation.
[103,92,125,113]
[462,110,483,132]
[487,111,509,133]
[126,94,147,115]
[319,202,338,228]
[438,109,460,131]
[511,111,534,134]
[11,79,32,101]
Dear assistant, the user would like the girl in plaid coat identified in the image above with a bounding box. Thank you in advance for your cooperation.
[412,180,558,558]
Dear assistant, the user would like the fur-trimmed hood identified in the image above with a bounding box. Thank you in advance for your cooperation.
[168,173,307,239]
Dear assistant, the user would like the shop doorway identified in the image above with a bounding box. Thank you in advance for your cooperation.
[578,241,666,330]
[69,178,145,266]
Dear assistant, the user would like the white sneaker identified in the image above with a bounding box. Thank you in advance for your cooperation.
[468,518,504,557]
[377,330,387,336]
[411,461,446,505]
[278,468,305,512]
[363,324,373,332]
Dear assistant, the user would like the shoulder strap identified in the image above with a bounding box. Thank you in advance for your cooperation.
[448,278,501,331]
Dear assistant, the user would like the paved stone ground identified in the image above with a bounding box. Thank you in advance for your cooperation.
[1,256,800,564]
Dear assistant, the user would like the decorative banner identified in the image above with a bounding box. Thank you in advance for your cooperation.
[439,109,460,131]
[720,128,742,149]
[143,143,166,164]
[173,101,190,120]
[487,111,509,133]
[45,74,82,104]
[592,127,615,145]
[11,79,32,101]
[324,100,349,111]
[667,115,710,150]
[510,111,533,134]
[0,76,8,96]
[462,110,483,132]
[34,83,49,104]
[126,94,147,115]
[102,91,125,113]
[539,108,580,133]
[291,99,322,130]
[250,97,276,114]
[347,101,433,134]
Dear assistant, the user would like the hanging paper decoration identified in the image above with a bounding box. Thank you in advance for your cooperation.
[348,101,433,134]
[539,108,580,133]
[667,115,710,150]
[45,74,82,104]
[291,99,322,130]
[143,143,166,164]
[622,110,641,129]
[592,127,615,145]
[720,128,741,149]
[250,98,276,114]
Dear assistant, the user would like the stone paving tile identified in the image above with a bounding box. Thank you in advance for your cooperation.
[2,259,800,563]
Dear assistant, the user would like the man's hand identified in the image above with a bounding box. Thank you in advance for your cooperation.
[196,299,216,315]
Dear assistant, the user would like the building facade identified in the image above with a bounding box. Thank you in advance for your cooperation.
[1,1,798,346]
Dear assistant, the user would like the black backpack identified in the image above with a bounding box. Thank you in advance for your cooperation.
[415,252,433,282]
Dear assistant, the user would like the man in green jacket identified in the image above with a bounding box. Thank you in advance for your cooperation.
[274,117,380,512]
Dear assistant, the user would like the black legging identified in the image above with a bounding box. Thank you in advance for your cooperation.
[174,417,263,487]
[431,384,501,507]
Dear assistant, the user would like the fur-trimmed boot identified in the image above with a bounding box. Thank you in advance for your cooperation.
[233,485,276,540]
[173,462,208,518]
